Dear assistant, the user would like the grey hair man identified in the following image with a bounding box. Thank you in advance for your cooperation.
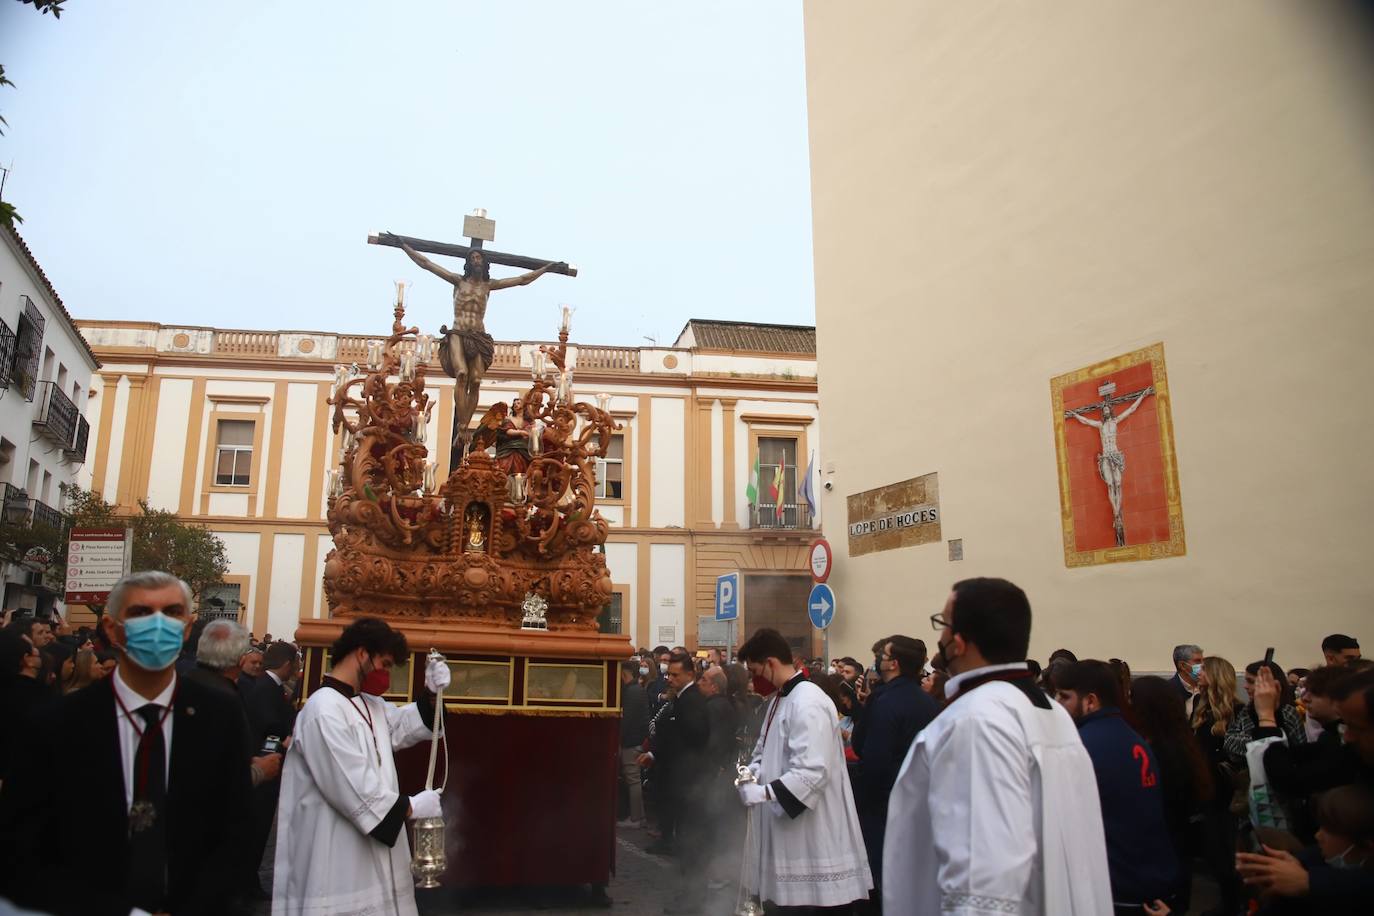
[1170,644,1204,702]
[196,620,253,675]
[186,618,283,793]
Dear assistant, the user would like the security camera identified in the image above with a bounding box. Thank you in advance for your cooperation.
[823,480,834,491]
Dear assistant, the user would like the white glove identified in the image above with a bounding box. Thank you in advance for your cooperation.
[748,761,761,779]
[425,656,451,694]
[737,782,768,807]
[409,789,443,819]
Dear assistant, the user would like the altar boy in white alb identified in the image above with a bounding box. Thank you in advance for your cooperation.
[737,627,872,912]
[273,617,451,916]
[883,578,1113,916]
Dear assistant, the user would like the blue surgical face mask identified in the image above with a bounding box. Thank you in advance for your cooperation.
[1326,844,1366,870]
[1190,663,1203,679]
[120,612,186,672]
[638,666,649,677]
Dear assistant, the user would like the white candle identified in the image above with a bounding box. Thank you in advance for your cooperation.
[530,420,545,456]
[560,304,572,333]
[595,393,611,414]
[395,280,406,307]
[423,460,436,492]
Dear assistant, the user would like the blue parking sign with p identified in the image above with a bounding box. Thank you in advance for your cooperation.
[715,572,739,621]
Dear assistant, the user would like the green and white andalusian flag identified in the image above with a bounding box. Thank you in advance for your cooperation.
[745,455,760,504]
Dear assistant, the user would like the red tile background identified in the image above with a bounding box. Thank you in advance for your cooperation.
[1062,360,1168,552]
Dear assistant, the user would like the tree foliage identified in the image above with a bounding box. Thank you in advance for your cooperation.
[0,485,229,617]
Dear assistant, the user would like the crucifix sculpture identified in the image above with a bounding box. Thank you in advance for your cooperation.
[369,210,575,469]
[1064,380,1154,547]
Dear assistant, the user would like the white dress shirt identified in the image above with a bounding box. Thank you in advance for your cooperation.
[111,668,176,812]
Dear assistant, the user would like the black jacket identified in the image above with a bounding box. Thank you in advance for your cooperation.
[620,677,650,748]
[245,672,298,749]
[657,681,711,797]
[0,675,255,916]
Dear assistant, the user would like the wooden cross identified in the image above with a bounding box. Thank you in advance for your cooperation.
[367,209,578,276]
[1063,382,1153,420]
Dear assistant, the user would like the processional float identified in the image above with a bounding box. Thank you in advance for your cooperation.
[295,237,630,892]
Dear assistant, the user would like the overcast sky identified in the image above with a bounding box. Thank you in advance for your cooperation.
[0,1,814,347]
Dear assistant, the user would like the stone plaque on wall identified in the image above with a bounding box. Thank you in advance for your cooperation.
[846,472,941,558]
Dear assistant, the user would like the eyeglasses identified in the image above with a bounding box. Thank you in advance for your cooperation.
[929,613,949,632]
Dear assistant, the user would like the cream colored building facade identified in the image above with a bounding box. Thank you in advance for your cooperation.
[75,318,823,654]
[804,0,1374,669]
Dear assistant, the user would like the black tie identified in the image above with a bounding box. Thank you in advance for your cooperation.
[127,703,168,911]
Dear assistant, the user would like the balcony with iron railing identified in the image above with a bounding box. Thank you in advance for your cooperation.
[751,502,814,531]
[34,381,80,451]
[64,415,90,464]
[30,499,65,533]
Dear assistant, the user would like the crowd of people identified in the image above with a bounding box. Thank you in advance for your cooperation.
[618,583,1372,915]
[0,569,1371,915]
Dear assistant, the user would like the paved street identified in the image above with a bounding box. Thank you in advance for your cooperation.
[257,823,741,916]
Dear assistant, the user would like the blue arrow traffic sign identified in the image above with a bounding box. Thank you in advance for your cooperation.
[715,572,739,621]
[808,582,836,630]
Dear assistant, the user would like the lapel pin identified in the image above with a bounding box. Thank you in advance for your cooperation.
[186,706,196,716]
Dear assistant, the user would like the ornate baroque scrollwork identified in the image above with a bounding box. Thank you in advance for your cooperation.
[322,299,618,631]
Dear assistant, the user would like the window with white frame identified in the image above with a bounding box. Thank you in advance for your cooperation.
[594,434,624,500]
[214,420,254,487]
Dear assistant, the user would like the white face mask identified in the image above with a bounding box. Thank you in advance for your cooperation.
[659,662,668,675]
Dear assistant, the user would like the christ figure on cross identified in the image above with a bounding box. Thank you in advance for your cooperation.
[1066,383,1154,547]
[392,240,566,459]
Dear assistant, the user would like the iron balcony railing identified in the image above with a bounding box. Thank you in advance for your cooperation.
[30,499,65,533]
[752,502,813,531]
[64,415,90,464]
[34,381,79,451]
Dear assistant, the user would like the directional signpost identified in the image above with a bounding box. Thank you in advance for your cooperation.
[809,538,832,583]
[806,536,836,661]
[716,572,740,658]
[808,582,836,630]
[64,528,134,607]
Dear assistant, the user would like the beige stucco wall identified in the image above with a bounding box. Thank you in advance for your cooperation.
[805,1,1374,670]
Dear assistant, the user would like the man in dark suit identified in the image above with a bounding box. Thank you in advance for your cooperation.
[243,641,300,894]
[618,658,651,827]
[654,653,711,914]
[1169,643,1203,703]
[0,570,255,916]
[645,644,672,714]
[851,634,939,901]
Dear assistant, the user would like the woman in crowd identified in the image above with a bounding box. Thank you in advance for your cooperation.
[1192,655,1245,915]
[1225,659,1307,766]
[1109,657,1134,708]
[59,648,106,694]
[1134,675,1214,912]
[921,668,948,700]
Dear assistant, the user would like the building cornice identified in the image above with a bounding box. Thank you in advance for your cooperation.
[3,226,102,369]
